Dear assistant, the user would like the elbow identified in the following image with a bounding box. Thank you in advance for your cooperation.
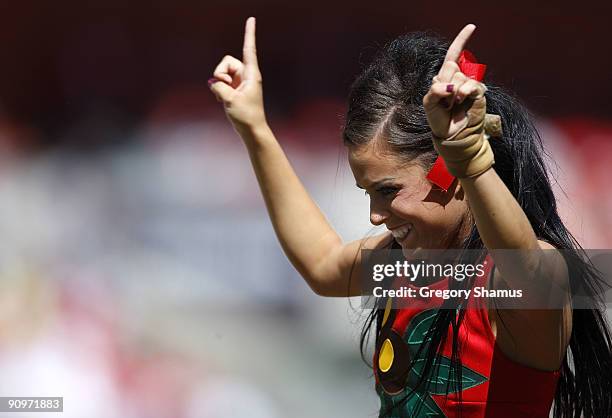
[305,276,339,297]
[306,255,349,297]
[293,261,333,296]
[309,282,330,297]
[296,237,349,297]
[303,269,350,297]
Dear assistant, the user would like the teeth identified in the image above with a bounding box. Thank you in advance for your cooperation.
[390,225,412,241]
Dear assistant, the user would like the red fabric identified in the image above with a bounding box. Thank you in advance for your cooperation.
[426,156,455,192]
[373,256,560,417]
[458,50,487,81]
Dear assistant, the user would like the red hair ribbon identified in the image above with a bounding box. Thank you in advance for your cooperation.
[426,50,487,191]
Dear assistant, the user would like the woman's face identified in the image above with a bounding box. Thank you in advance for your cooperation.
[348,143,471,253]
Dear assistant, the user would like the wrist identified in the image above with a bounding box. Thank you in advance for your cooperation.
[433,131,494,178]
[432,112,501,179]
[238,121,273,148]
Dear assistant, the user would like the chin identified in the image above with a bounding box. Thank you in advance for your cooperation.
[400,239,445,260]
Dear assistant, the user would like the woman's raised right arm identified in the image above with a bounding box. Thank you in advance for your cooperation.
[208,17,392,296]
[240,123,393,296]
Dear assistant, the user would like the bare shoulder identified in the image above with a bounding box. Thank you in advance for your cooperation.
[488,240,573,371]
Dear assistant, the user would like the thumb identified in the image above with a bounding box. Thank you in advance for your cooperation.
[208,79,235,103]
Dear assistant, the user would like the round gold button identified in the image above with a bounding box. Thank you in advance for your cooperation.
[378,338,394,373]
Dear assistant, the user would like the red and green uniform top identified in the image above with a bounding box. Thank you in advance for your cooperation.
[373,255,560,417]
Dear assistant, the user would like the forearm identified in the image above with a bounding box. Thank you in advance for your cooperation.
[460,168,547,284]
[208,18,351,294]
[241,123,343,286]
[459,168,539,251]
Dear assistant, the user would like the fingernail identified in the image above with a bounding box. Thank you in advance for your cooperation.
[446,84,454,93]
[455,95,462,103]
[207,78,218,87]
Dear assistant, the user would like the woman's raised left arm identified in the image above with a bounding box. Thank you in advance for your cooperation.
[422,24,571,370]
[422,24,568,287]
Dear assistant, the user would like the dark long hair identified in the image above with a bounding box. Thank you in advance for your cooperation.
[342,32,612,418]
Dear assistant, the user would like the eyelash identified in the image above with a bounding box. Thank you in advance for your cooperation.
[364,187,398,197]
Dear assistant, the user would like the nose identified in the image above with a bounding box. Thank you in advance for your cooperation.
[370,201,390,226]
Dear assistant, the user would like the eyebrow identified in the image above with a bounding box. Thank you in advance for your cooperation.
[355,177,396,189]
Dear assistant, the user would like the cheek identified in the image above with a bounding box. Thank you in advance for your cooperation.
[390,189,464,229]
[389,191,433,221]
[389,184,433,216]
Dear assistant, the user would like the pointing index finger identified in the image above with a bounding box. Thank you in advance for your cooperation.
[444,24,476,63]
[242,17,258,68]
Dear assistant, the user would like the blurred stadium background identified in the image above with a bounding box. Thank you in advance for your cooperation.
[0,1,610,417]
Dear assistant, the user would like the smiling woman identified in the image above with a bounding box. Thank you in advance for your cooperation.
[209,17,612,418]
[349,142,471,253]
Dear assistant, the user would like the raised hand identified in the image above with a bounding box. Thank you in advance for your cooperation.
[423,24,488,139]
[209,17,267,136]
